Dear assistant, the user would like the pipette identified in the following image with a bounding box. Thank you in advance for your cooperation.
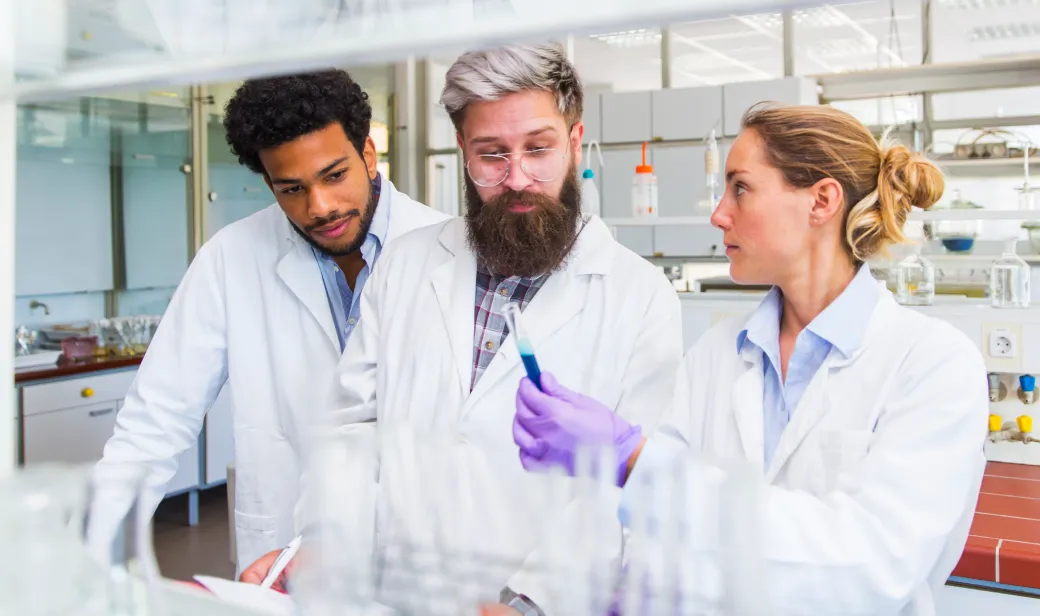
[503,302,543,391]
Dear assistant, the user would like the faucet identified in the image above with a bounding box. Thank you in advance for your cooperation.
[29,300,50,316]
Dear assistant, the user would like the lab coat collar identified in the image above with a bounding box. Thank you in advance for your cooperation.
[733,278,895,479]
[431,214,613,408]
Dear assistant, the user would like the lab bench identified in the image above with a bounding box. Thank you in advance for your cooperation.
[951,461,1040,596]
[12,354,234,527]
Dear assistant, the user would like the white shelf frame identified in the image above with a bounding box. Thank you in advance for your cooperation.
[603,209,1040,227]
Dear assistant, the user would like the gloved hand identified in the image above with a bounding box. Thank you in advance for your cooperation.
[513,372,643,487]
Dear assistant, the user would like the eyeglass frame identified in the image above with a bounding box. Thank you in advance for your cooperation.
[464,147,569,188]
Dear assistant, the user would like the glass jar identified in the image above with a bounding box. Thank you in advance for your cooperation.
[895,245,935,306]
[990,239,1031,309]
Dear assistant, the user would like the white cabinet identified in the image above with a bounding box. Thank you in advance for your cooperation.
[20,369,201,496]
[204,385,234,485]
[23,399,120,464]
[582,92,602,144]
[652,87,723,141]
[722,77,819,136]
[601,92,652,144]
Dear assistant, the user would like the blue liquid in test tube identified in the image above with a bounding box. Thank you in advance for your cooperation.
[504,303,543,391]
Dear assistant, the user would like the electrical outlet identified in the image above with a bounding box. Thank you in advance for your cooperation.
[990,327,1018,358]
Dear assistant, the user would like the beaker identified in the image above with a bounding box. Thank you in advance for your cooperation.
[84,463,164,616]
[0,463,103,616]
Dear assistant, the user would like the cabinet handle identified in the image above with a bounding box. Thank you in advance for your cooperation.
[81,388,95,398]
[88,408,113,418]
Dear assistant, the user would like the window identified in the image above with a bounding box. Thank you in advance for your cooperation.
[932,87,1040,121]
[572,28,663,92]
[667,16,784,87]
[794,1,923,74]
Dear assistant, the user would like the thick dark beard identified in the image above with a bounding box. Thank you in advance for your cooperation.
[464,164,582,278]
[290,180,379,257]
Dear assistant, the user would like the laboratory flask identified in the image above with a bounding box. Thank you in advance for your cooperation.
[895,245,935,306]
[0,463,103,616]
[990,239,1031,308]
[84,463,164,616]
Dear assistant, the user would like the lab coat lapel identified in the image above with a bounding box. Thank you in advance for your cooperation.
[731,347,766,474]
[430,221,479,398]
[275,233,339,351]
[764,349,859,483]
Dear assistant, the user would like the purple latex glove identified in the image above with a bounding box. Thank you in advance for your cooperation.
[513,372,643,487]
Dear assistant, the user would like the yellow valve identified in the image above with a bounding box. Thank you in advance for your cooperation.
[81,388,94,399]
[1017,415,1033,433]
[989,414,1003,432]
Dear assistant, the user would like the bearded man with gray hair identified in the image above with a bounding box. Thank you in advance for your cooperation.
[243,43,683,615]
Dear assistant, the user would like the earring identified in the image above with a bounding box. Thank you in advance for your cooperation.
[811,217,818,226]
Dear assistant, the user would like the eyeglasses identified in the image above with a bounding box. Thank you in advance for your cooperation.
[465,148,567,188]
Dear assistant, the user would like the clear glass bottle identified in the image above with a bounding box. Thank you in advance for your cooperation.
[895,245,935,306]
[990,239,1031,309]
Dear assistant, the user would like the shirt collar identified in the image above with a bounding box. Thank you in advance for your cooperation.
[736,264,880,358]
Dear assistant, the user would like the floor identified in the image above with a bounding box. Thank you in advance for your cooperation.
[153,485,235,582]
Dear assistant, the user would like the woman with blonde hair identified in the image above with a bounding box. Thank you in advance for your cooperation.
[511,104,989,614]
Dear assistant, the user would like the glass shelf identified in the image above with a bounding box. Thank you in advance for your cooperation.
[7,0,805,102]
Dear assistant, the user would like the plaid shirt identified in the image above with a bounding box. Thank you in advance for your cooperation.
[471,265,547,391]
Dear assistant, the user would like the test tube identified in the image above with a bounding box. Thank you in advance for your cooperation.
[503,302,543,390]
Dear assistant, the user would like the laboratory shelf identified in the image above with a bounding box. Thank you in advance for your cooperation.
[930,156,1040,178]
[602,216,712,227]
[604,210,1040,226]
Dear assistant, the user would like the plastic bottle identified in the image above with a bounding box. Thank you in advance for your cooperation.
[581,141,604,217]
[894,244,935,306]
[990,238,1031,308]
[632,142,657,218]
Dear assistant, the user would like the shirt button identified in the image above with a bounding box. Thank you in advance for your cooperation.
[485,341,494,350]
[498,288,508,296]
[348,317,357,325]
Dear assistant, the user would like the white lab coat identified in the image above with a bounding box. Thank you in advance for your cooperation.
[303,215,684,611]
[96,177,448,571]
[631,285,989,615]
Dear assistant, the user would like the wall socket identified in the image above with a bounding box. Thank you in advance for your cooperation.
[982,322,1024,373]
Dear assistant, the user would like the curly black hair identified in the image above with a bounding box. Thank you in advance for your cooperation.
[223,69,372,175]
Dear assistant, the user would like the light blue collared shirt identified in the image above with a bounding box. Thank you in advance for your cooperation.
[313,174,390,351]
[737,264,880,468]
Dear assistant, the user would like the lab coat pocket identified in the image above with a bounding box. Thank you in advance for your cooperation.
[234,509,279,566]
[818,429,873,492]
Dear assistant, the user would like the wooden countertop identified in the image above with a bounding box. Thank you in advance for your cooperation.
[14,354,144,384]
[952,461,1040,593]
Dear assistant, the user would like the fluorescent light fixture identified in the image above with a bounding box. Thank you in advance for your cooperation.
[969,22,1040,41]
[588,28,662,48]
[936,0,1040,8]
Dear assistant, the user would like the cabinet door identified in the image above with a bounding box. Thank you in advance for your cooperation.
[23,401,119,464]
[15,140,114,296]
[204,386,234,485]
[121,131,191,290]
[601,92,652,144]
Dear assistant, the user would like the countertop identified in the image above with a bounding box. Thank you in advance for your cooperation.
[13,354,143,384]
[952,461,1040,593]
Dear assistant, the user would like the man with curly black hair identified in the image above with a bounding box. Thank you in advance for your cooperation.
[95,69,447,573]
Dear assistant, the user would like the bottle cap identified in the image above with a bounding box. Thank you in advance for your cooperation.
[582,168,594,179]
[636,142,653,174]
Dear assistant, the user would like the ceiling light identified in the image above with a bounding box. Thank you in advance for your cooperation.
[588,29,662,48]
[936,0,1040,8]
[969,22,1040,40]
